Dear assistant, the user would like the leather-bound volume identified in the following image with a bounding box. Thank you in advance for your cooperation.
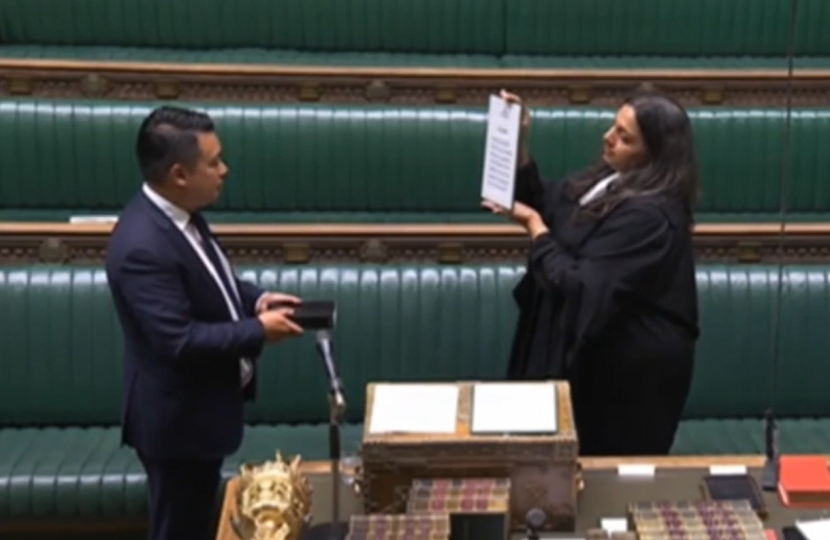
[273,300,337,330]
[778,455,830,508]
[701,474,767,517]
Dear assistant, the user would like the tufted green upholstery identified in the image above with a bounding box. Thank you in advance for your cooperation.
[0,0,827,68]
[0,0,505,55]
[0,265,521,429]
[0,424,366,520]
[0,98,828,223]
[0,268,122,425]
[2,262,830,521]
[505,0,793,57]
[682,265,779,419]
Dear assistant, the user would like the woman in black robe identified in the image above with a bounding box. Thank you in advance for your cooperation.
[483,87,700,456]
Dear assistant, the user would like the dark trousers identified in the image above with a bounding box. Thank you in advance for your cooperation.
[139,453,223,540]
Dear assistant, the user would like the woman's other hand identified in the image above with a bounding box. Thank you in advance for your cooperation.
[482,200,549,239]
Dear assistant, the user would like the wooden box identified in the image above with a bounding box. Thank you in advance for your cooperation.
[358,381,578,532]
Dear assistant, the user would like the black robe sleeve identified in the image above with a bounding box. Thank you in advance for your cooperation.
[526,200,673,352]
[513,157,548,214]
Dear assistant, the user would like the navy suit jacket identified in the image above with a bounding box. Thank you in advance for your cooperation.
[105,191,266,460]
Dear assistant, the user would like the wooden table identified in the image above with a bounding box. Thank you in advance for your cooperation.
[216,456,830,539]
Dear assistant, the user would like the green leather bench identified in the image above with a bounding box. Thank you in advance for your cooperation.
[0,0,826,68]
[0,98,828,223]
[1,262,830,522]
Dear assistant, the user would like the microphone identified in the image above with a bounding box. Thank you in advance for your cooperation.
[316,331,345,413]
[525,507,546,540]
[315,330,347,539]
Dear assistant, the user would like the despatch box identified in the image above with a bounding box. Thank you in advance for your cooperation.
[358,380,579,531]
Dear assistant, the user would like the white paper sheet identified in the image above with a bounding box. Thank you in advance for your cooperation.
[471,382,557,434]
[600,518,628,534]
[368,383,459,434]
[480,94,522,209]
[618,464,656,477]
[69,215,118,223]
[709,464,748,475]
[797,518,830,540]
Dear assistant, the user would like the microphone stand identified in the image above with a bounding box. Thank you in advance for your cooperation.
[328,388,346,536]
[316,332,347,540]
[762,0,797,492]
[761,408,779,491]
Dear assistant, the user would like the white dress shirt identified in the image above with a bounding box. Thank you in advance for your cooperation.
[142,183,254,387]
[579,172,620,206]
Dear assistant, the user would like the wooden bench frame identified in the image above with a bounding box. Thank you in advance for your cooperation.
[2,221,829,265]
[1,59,829,106]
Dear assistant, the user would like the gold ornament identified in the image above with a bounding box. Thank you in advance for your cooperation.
[231,452,313,540]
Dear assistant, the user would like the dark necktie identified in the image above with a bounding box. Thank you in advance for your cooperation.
[189,212,243,314]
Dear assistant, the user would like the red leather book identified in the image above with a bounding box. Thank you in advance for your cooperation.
[778,455,830,508]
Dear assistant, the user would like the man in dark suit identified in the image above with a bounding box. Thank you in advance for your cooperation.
[105,106,304,540]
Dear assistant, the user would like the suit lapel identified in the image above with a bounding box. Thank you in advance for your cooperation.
[190,213,242,310]
[136,193,232,310]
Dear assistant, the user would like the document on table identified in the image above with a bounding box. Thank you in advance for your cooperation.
[471,382,558,434]
[368,383,459,434]
[480,94,522,209]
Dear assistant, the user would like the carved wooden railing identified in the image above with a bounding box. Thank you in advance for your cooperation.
[2,221,829,265]
[2,59,830,106]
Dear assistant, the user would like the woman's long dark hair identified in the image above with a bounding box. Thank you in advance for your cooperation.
[566,87,700,222]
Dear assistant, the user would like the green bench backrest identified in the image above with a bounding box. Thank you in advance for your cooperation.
[688,265,779,418]
[0,0,504,54]
[776,267,830,417]
[0,264,522,427]
[0,99,827,219]
[0,268,123,426]
[1,0,826,57]
[0,263,825,429]
[507,0,795,57]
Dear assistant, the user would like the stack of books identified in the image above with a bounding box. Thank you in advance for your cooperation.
[406,478,510,513]
[344,513,450,540]
[406,478,511,540]
[344,477,511,540]
[627,500,767,540]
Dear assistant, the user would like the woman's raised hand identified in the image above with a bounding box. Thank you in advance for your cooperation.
[499,89,531,166]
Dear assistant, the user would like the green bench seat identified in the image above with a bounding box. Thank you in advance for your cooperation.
[0,98,828,222]
[0,0,827,68]
[2,263,830,522]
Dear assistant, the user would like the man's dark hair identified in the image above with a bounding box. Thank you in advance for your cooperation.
[136,106,215,185]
